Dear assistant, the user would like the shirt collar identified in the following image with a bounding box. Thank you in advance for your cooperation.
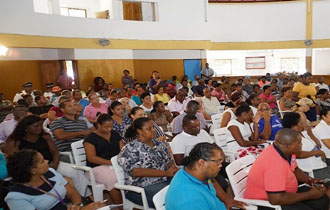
[182,168,210,186]
[273,144,292,165]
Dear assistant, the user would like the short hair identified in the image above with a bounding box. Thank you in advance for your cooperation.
[7,149,38,183]
[282,112,301,129]
[186,100,199,110]
[130,107,144,116]
[236,83,242,87]
[231,92,241,102]
[317,89,328,95]
[302,72,312,78]
[108,101,122,116]
[275,128,300,145]
[34,95,41,103]
[140,92,150,100]
[215,83,222,88]
[281,86,292,93]
[61,90,71,96]
[123,69,129,73]
[252,84,260,89]
[263,85,271,91]
[59,100,70,109]
[246,94,258,105]
[320,107,330,119]
[182,114,198,128]
[235,104,251,117]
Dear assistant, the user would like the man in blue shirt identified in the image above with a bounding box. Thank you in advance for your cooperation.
[166,143,245,210]
[257,103,283,141]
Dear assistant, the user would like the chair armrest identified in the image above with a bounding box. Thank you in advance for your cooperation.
[71,165,92,172]
[235,197,280,209]
[114,183,145,194]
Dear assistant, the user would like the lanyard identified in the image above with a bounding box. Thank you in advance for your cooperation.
[25,176,66,206]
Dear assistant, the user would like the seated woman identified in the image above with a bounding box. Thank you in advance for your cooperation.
[295,98,319,127]
[108,101,132,139]
[83,94,108,124]
[83,114,122,204]
[118,97,132,116]
[246,94,261,116]
[256,103,283,141]
[154,87,171,104]
[224,92,241,110]
[279,86,296,111]
[123,107,166,144]
[139,93,153,115]
[259,85,277,112]
[5,150,104,210]
[118,117,178,208]
[149,101,173,132]
[313,107,330,165]
[227,104,267,157]
[317,89,330,108]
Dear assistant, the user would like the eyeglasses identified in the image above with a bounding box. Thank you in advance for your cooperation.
[259,108,270,111]
[205,159,222,165]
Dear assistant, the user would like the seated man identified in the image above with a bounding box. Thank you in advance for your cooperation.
[28,95,53,119]
[168,89,191,117]
[171,100,207,136]
[245,128,329,210]
[166,143,245,210]
[201,88,221,116]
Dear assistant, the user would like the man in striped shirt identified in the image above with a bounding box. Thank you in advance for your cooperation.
[50,101,91,152]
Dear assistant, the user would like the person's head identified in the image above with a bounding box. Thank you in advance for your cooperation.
[181,79,188,87]
[35,95,47,106]
[230,92,242,106]
[137,87,145,96]
[281,87,292,98]
[247,94,260,107]
[243,78,250,86]
[17,99,28,107]
[194,74,199,80]
[282,112,304,132]
[205,63,209,68]
[74,103,83,118]
[123,69,130,76]
[126,117,155,142]
[235,104,252,122]
[320,107,330,124]
[130,107,146,120]
[317,89,329,100]
[301,72,313,85]
[23,94,33,106]
[225,77,230,83]
[176,89,186,103]
[230,83,237,91]
[61,90,72,100]
[274,128,302,156]
[318,77,324,84]
[183,115,200,136]
[88,93,99,105]
[207,80,213,86]
[289,78,295,87]
[72,90,82,101]
[140,92,152,105]
[253,84,261,93]
[198,79,205,86]
[261,76,267,83]
[203,88,212,98]
[181,143,224,179]
[94,77,105,86]
[22,82,33,93]
[9,115,43,142]
[60,100,76,116]
[271,82,278,91]
[237,78,243,85]
[186,100,200,115]
[152,71,159,80]
[215,83,222,92]
[7,150,49,183]
[52,86,62,96]
[152,101,166,113]
[118,97,129,108]
[12,105,28,121]
[58,95,70,105]
[257,102,271,116]
[108,101,124,117]
[96,114,114,134]
[236,83,243,92]
[156,86,164,95]
[33,90,43,97]
[263,85,271,95]
[109,90,117,101]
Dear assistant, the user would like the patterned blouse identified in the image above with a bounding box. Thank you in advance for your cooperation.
[122,121,165,144]
[117,139,173,187]
[112,115,132,138]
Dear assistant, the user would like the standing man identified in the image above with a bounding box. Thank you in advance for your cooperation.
[148,71,162,94]
[43,83,55,99]
[13,82,35,103]
[201,63,214,81]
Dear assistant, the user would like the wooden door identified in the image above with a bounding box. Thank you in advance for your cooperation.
[123,2,142,21]
[39,61,61,90]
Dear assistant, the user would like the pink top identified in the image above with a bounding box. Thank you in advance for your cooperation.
[259,93,276,109]
[245,145,298,200]
[83,103,108,121]
[211,89,225,101]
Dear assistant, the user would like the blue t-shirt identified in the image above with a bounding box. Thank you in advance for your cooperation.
[0,152,7,180]
[131,95,142,105]
[5,168,67,210]
[79,99,90,117]
[258,115,283,141]
[165,169,226,210]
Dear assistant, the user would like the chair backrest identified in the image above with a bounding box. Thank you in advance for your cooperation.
[71,140,87,167]
[216,105,225,114]
[211,113,223,125]
[153,185,169,210]
[226,155,256,198]
[111,156,125,185]
[213,127,229,150]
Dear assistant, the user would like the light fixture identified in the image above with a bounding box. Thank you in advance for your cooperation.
[0,46,8,56]
[98,38,110,47]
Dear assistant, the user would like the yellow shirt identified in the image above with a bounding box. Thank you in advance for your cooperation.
[154,93,170,104]
[292,82,317,101]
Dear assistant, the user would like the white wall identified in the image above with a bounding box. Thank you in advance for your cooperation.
[312,48,330,75]
[0,48,58,60]
[74,49,133,59]
[133,50,205,59]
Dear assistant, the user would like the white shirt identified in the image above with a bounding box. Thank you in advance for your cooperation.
[201,96,221,116]
[13,90,35,103]
[167,97,191,114]
[227,119,252,152]
[223,108,237,122]
[296,132,326,171]
[250,106,258,116]
[171,130,214,157]
[0,119,17,143]
[315,83,329,91]
[44,91,54,99]
[201,68,214,79]
[313,120,330,158]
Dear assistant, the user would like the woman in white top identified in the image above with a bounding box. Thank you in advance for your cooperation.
[313,107,330,164]
[220,108,237,128]
[227,104,266,155]
[139,92,153,115]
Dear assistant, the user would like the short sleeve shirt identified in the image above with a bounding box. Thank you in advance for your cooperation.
[112,116,132,138]
[313,120,330,158]
[83,103,108,121]
[293,82,317,101]
[257,115,283,141]
[259,93,276,109]
[172,112,207,134]
[84,131,121,168]
[117,139,172,187]
[245,145,298,200]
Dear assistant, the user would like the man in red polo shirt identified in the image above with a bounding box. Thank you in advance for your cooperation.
[245,128,329,210]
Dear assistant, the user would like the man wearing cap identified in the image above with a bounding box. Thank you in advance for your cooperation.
[50,86,62,105]
[13,82,35,103]
[43,83,55,99]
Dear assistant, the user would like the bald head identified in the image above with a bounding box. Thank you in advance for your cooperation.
[275,128,300,145]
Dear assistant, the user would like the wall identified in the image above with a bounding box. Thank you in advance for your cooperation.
[312,48,330,75]
[0,61,43,100]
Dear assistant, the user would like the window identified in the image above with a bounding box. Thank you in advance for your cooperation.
[65,60,75,84]
[245,56,266,70]
[123,1,156,21]
[208,59,232,76]
[60,7,87,18]
[280,58,300,73]
[209,0,294,3]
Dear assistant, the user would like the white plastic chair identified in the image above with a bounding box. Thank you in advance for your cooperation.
[277,100,292,119]
[216,105,225,114]
[152,185,169,210]
[71,140,105,202]
[211,113,223,125]
[226,155,282,210]
[111,155,154,210]
[213,128,239,162]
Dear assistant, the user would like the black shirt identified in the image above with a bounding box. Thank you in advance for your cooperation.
[29,105,53,115]
[84,131,121,168]
[19,136,53,163]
